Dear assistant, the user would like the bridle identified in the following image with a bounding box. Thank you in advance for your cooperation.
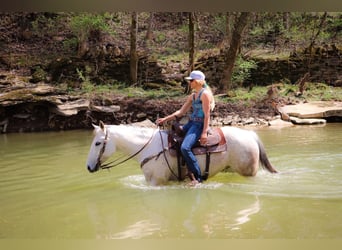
[95,127,180,181]
[96,128,155,170]
[96,130,109,169]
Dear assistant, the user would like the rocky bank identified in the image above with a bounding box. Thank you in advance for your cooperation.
[0,71,276,133]
[1,69,341,133]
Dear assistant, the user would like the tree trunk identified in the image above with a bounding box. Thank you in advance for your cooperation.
[218,12,233,49]
[130,12,138,86]
[219,12,251,93]
[225,12,232,45]
[145,12,154,42]
[188,12,195,73]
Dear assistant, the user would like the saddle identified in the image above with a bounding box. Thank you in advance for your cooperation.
[168,121,227,181]
[168,122,227,156]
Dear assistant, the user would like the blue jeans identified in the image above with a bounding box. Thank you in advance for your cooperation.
[180,121,203,182]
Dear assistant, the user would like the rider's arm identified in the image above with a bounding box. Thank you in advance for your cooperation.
[200,90,211,144]
[156,95,192,125]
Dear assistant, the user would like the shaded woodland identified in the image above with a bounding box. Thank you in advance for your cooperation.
[0,12,341,132]
[1,12,341,88]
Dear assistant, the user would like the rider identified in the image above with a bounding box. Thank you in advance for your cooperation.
[156,70,215,185]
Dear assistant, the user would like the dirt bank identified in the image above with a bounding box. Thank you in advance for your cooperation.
[0,75,279,133]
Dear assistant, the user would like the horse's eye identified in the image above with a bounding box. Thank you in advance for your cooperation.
[95,141,101,146]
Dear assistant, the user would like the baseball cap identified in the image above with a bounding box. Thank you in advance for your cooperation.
[185,70,205,81]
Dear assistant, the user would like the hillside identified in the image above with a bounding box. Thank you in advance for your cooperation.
[0,12,341,132]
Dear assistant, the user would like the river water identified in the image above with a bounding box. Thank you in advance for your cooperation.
[0,124,341,239]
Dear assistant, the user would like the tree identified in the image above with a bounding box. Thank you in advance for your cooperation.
[219,12,251,93]
[69,13,110,57]
[308,12,328,52]
[218,12,233,49]
[130,12,138,85]
[145,12,154,43]
[188,12,195,73]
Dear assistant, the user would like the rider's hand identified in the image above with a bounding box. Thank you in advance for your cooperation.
[156,118,165,126]
[200,133,208,145]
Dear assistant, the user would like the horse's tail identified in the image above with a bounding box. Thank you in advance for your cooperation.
[256,137,278,173]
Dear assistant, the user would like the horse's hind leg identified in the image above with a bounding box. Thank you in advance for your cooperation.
[237,163,258,176]
[234,152,259,177]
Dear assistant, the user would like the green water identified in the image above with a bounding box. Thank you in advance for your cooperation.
[0,124,341,239]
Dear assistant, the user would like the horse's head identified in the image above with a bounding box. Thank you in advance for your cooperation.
[86,121,116,173]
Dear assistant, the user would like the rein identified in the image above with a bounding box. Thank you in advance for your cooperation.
[98,128,155,170]
[158,129,180,181]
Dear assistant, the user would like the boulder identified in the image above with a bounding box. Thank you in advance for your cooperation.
[53,99,90,116]
[289,117,326,125]
[282,101,342,120]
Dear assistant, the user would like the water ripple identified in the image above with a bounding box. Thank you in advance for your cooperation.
[120,175,224,190]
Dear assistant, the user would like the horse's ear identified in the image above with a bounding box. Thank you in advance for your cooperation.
[99,120,105,130]
[92,123,98,129]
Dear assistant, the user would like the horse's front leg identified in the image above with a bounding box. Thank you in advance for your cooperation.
[143,170,170,186]
[141,155,175,186]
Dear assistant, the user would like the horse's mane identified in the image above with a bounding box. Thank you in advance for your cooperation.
[104,123,156,137]
[129,119,158,128]
[94,120,165,138]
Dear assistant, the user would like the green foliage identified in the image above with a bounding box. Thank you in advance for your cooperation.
[76,68,94,93]
[304,82,341,101]
[197,40,215,50]
[282,84,297,95]
[179,24,189,33]
[31,14,61,37]
[232,56,258,86]
[218,82,341,104]
[62,37,78,51]
[220,85,267,103]
[154,32,167,44]
[248,12,341,48]
[327,13,342,39]
[69,13,112,43]
[212,14,227,36]
[76,68,86,82]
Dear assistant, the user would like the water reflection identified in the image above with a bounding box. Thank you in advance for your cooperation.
[0,124,341,238]
[230,196,260,230]
[86,175,263,238]
[111,220,161,239]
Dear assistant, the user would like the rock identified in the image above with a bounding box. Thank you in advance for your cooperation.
[53,99,90,116]
[136,112,147,119]
[282,101,342,120]
[289,117,326,125]
[271,101,340,126]
[91,105,120,113]
[242,117,255,125]
[131,119,157,128]
[31,84,55,95]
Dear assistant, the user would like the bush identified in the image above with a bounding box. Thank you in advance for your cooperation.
[69,13,112,45]
[232,56,257,86]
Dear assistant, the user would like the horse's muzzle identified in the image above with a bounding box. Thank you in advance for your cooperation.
[87,164,99,173]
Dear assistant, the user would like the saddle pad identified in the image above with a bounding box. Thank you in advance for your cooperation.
[169,127,227,156]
